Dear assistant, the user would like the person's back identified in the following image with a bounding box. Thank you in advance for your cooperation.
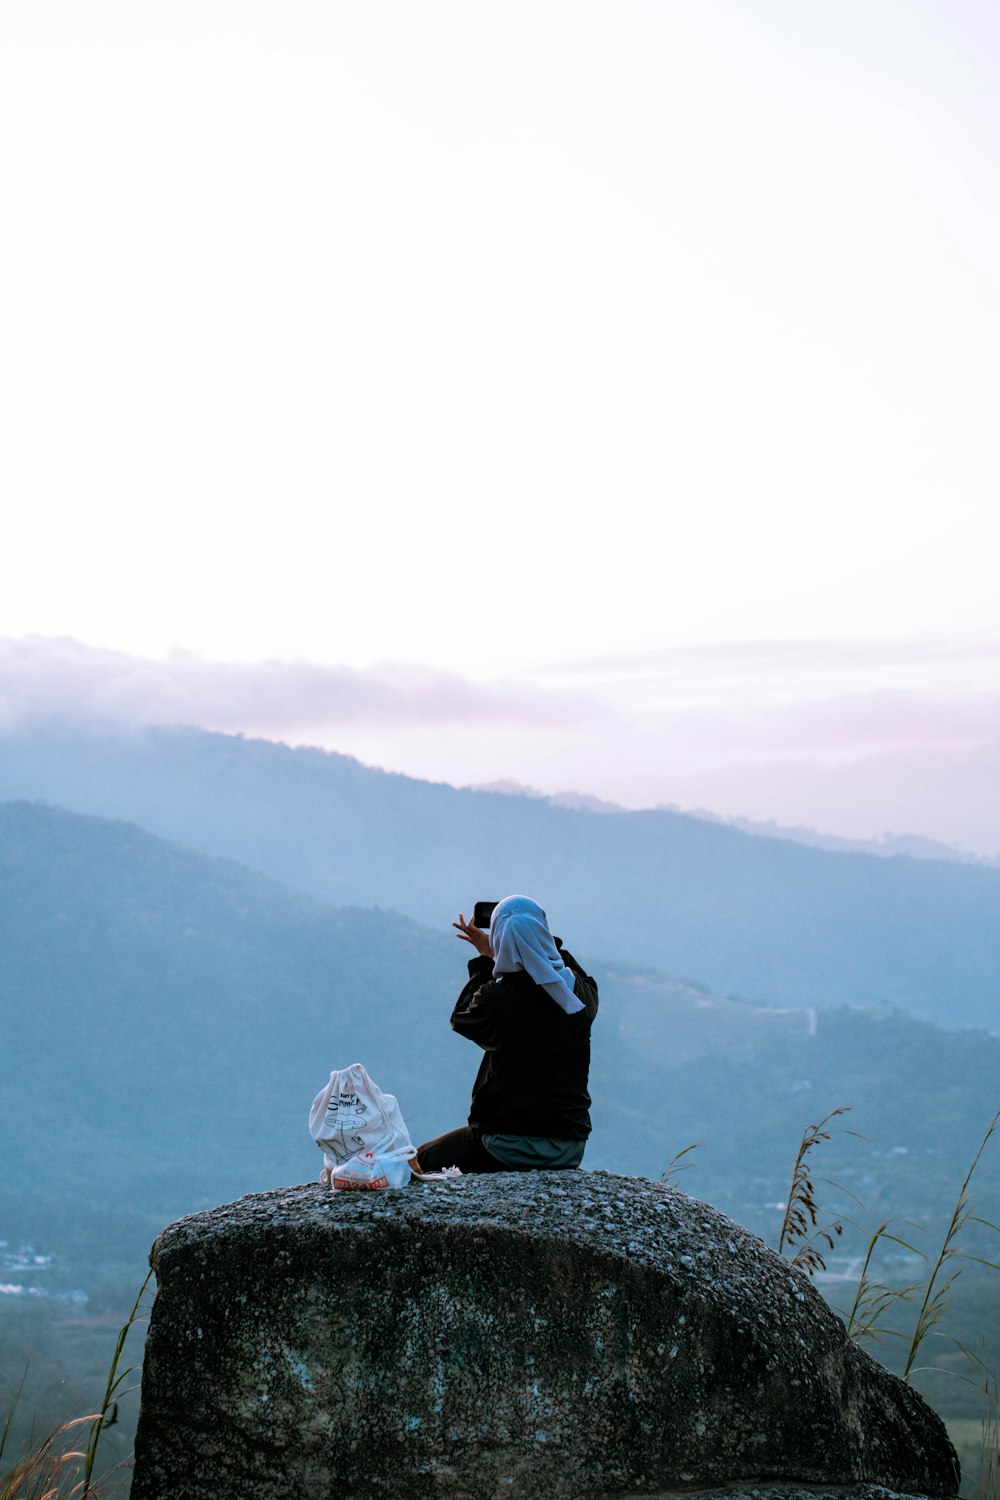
[455,949,598,1140]
[412,896,599,1176]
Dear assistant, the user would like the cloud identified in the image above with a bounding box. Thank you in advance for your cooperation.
[657,689,1000,764]
[2,634,998,851]
[545,638,1000,686]
[0,636,601,735]
[3,635,995,768]
[652,741,1000,858]
[748,688,1000,754]
[524,637,1000,765]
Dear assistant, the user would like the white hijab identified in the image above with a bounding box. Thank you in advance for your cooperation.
[489,895,584,1015]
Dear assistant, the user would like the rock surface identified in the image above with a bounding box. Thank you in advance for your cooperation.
[130,1172,959,1500]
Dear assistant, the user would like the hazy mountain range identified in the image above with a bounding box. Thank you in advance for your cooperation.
[478,778,1000,866]
[0,722,998,1028]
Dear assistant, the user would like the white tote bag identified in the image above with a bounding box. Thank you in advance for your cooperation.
[308,1063,416,1189]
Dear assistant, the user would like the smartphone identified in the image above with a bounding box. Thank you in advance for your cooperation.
[473,900,498,929]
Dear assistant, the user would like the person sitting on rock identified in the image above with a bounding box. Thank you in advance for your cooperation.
[412,895,599,1175]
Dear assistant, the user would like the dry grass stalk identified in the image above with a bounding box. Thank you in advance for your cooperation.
[1,1267,155,1500]
[978,1362,999,1500]
[845,1218,923,1347]
[777,1105,853,1276]
[659,1142,700,1189]
[902,1107,1000,1383]
[81,1268,154,1497]
[0,1415,94,1500]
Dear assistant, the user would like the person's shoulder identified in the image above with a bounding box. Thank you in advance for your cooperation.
[556,944,590,976]
[571,969,599,1019]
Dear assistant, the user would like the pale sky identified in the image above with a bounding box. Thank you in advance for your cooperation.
[2,3,998,848]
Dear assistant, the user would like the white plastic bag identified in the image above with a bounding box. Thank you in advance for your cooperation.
[322,1145,416,1191]
[309,1063,416,1187]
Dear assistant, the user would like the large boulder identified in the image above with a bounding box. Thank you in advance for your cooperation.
[130,1172,958,1500]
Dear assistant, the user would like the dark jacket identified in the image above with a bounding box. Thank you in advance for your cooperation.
[451,947,599,1139]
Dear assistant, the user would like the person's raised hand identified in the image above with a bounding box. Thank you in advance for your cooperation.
[453,912,492,958]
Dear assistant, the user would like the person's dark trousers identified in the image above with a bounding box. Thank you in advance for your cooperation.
[415,1126,506,1174]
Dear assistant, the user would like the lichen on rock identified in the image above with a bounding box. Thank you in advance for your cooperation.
[130,1171,959,1500]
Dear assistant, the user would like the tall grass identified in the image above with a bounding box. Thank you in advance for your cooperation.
[844,1217,923,1347]
[0,1270,154,1500]
[979,1363,999,1500]
[659,1141,700,1189]
[0,1413,95,1500]
[771,1103,1000,1500]
[901,1108,1000,1383]
[81,1270,153,1498]
[776,1105,856,1275]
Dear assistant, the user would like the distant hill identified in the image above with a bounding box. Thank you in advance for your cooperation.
[483,782,999,861]
[1,722,998,1026]
[0,800,466,1217]
[668,809,1000,867]
[2,798,997,1230]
